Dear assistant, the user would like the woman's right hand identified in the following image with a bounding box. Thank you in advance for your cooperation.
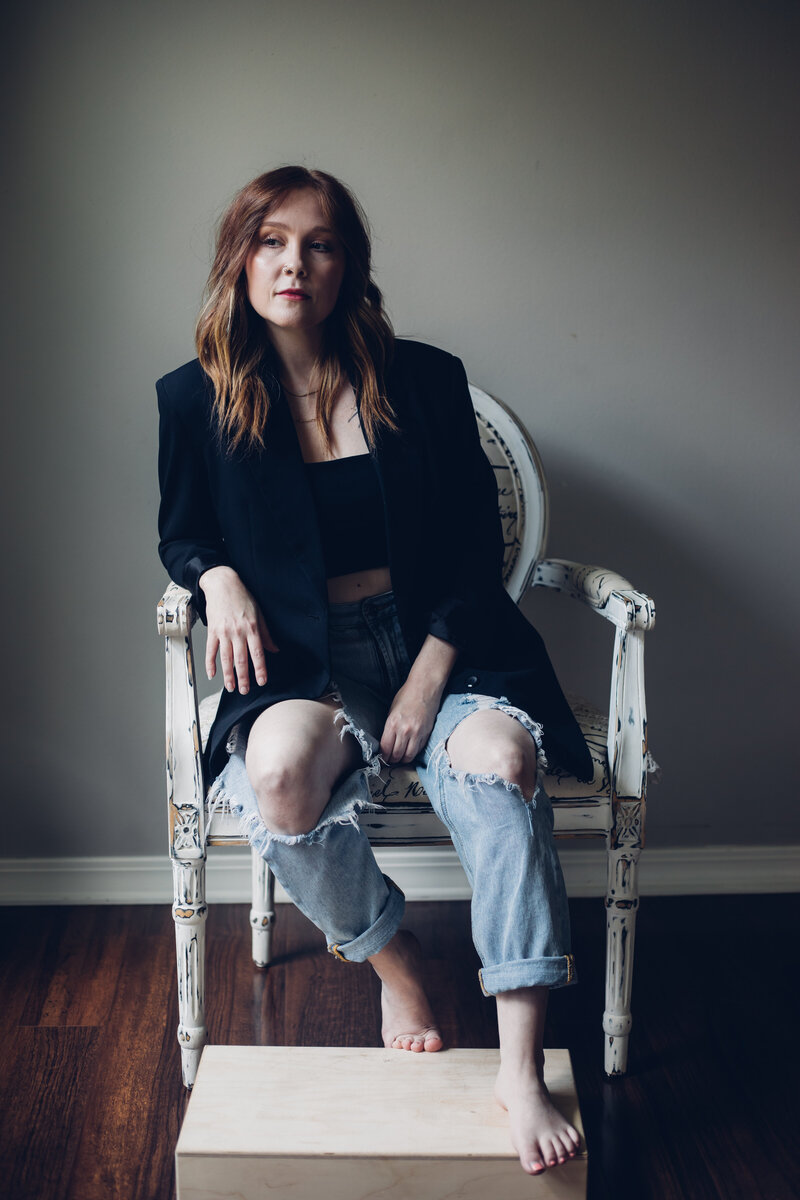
[199,566,279,694]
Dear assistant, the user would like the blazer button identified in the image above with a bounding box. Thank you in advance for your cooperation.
[466,675,478,688]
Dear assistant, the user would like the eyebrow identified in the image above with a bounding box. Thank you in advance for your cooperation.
[258,221,335,235]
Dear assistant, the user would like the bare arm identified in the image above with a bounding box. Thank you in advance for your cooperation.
[380,633,459,764]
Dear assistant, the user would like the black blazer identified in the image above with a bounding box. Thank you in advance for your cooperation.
[157,339,592,784]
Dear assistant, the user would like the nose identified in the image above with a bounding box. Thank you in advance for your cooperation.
[282,241,307,278]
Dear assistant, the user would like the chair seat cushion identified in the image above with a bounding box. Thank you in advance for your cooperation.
[199,690,610,838]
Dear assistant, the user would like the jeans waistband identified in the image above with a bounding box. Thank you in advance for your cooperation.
[327,589,397,628]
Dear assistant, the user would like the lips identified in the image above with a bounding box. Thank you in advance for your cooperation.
[278,289,310,299]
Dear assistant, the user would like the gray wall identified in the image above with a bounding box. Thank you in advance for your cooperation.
[3,0,798,857]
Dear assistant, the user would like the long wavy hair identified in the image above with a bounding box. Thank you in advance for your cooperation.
[196,166,397,454]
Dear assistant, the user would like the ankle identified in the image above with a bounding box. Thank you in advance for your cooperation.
[498,1052,546,1083]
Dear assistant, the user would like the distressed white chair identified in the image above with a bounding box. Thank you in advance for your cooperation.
[157,385,656,1090]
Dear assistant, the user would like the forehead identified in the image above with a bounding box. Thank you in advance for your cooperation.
[260,189,332,231]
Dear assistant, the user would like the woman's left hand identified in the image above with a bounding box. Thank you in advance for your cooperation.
[380,680,441,764]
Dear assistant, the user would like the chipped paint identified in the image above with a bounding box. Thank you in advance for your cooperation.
[158,400,657,1086]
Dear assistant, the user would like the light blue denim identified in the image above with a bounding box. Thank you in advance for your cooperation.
[209,588,576,993]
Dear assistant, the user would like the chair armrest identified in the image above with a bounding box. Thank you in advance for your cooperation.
[157,582,206,859]
[157,581,197,637]
[532,559,656,802]
[532,559,656,632]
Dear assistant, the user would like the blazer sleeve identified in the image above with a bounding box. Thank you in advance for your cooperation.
[427,355,506,650]
[157,376,231,624]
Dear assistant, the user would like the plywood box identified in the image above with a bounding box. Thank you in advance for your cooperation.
[175,1046,587,1199]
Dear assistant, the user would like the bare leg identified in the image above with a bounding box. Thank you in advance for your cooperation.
[443,708,579,1173]
[368,931,443,1053]
[494,987,581,1175]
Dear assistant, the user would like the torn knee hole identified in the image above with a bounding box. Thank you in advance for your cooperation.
[331,697,384,782]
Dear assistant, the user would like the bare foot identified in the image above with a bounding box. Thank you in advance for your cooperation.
[494,1059,582,1175]
[369,930,443,1053]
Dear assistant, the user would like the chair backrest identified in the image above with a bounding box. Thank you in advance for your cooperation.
[470,385,549,604]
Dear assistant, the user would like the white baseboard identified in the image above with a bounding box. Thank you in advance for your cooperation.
[0,844,797,905]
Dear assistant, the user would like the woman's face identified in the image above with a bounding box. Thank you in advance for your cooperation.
[245,190,346,340]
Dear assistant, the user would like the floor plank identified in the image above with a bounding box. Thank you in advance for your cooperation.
[0,895,798,1200]
[0,1026,101,1200]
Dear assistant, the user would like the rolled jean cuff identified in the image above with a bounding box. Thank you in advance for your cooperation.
[327,875,405,963]
[478,953,578,996]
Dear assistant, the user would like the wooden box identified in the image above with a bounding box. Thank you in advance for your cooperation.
[175,1046,587,1199]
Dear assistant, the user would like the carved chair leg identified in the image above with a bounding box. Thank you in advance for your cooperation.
[603,842,641,1077]
[172,857,208,1088]
[250,849,276,968]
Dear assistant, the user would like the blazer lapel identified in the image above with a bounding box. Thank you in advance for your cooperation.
[366,382,425,572]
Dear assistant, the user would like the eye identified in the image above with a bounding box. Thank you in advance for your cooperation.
[310,240,333,253]
[259,234,281,247]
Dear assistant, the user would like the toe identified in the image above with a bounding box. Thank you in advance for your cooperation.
[558,1132,577,1157]
[543,1138,559,1167]
[527,1141,547,1174]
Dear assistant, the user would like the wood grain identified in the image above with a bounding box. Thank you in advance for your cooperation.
[0,896,798,1200]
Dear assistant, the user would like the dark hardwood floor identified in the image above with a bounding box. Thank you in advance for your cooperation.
[1,893,798,1200]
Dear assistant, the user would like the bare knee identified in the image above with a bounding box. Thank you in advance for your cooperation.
[246,752,328,837]
[480,741,534,790]
[451,741,536,791]
[243,697,360,836]
[446,712,538,799]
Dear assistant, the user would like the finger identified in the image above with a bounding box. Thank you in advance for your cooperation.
[219,638,236,692]
[205,631,219,680]
[405,736,422,763]
[248,634,268,688]
[232,635,251,695]
[380,727,399,762]
[394,733,411,763]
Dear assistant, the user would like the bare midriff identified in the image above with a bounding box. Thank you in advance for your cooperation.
[326,565,393,604]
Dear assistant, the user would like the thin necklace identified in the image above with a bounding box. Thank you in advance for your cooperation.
[283,386,318,398]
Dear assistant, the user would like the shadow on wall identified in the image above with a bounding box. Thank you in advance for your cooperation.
[524,450,799,845]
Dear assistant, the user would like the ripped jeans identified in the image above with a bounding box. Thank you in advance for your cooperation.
[209,588,576,994]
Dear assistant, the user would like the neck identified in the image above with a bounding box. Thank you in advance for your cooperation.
[266,325,324,396]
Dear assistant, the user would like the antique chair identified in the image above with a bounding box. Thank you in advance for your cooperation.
[157,385,656,1090]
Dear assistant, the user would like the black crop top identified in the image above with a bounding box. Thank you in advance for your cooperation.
[304,453,390,578]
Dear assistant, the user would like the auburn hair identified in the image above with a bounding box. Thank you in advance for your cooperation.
[196,166,397,454]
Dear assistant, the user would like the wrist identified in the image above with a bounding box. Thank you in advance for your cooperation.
[406,634,459,700]
[198,565,238,594]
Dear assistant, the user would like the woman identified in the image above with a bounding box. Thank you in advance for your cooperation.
[157,166,591,1177]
